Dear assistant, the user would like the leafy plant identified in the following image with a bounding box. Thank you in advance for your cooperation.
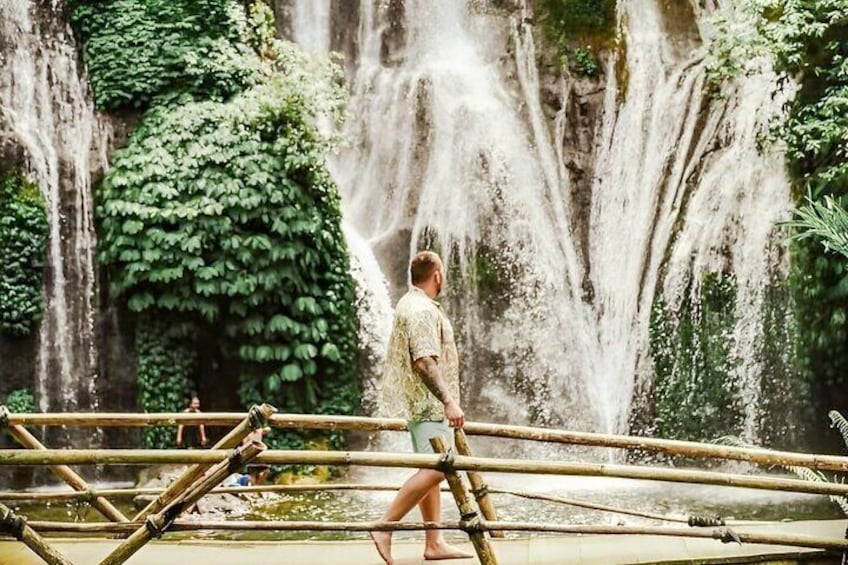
[572,46,600,77]
[756,0,848,399]
[97,54,358,451]
[3,388,36,414]
[68,0,257,110]
[2,388,37,440]
[0,173,48,337]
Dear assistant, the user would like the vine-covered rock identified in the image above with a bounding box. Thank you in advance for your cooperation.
[98,77,359,437]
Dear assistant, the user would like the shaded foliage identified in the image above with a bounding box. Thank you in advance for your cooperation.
[0,173,48,337]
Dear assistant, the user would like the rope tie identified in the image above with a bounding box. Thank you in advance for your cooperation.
[459,512,483,534]
[144,516,165,539]
[0,506,26,540]
[688,514,725,527]
[227,448,245,473]
[0,406,10,429]
[470,484,489,501]
[247,405,264,430]
[79,489,95,505]
[435,448,456,474]
[717,527,742,545]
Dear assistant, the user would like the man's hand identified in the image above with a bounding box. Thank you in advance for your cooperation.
[444,401,464,428]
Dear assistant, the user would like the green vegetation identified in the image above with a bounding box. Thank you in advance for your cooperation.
[531,0,616,76]
[74,0,360,450]
[2,388,36,414]
[68,0,256,110]
[649,273,743,440]
[135,318,196,449]
[758,0,848,399]
[2,388,37,440]
[0,173,48,337]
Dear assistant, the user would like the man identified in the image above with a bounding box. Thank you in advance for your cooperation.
[175,395,208,449]
[370,251,472,564]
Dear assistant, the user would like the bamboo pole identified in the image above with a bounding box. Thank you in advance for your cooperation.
[0,503,74,565]
[5,422,128,523]
[17,519,848,551]
[16,518,848,553]
[431,436,499,565]
[100,440,266,565]
[10,412,848,473]
[133,403,275,521]
[453,428,504,538]
[5,448,848,497]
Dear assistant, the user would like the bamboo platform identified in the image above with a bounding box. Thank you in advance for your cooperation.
[1,519,844,565]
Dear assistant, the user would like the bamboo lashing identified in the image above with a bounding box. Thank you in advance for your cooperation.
[8,411,848,473]
[100,440,267,565]
[0,408,128,523]
[453,428,504,538]
[14,519,848,552]
[132,403,275,521]
[0,503,73,565]
[431,436,499,565]
[4,448,848,497]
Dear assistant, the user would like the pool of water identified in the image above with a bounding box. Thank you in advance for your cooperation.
[11,468,843,542]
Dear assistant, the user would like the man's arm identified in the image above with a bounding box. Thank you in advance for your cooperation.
[176,424,183,447]
[412,356,453,404]
[413,356,464,427]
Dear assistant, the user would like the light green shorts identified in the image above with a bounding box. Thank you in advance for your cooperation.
[408,420,454,454]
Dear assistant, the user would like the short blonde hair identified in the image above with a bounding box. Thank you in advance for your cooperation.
[410,251,442,284]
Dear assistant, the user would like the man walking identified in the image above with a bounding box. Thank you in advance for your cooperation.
[370,251,472,564]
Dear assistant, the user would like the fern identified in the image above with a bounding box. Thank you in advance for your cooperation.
[829,411,848,452]
[714,435,848,516]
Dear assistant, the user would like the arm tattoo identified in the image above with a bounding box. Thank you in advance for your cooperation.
[413,356,454,405]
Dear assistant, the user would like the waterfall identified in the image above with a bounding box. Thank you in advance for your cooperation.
[292,0,331,53]
[0,1,111,419]
[342,222,393,413]
[289,0,793,444]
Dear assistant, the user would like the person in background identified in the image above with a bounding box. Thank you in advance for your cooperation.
[370,251,471,564]
[222,464,271,487]
[176,395,208,449]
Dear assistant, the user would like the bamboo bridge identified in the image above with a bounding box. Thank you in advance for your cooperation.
[0,404,846,564]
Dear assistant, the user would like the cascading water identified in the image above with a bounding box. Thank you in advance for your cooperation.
[289,0,794,448]
[0,1,111,424]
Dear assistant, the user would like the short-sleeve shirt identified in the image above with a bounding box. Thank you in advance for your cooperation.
[380,286,460,421]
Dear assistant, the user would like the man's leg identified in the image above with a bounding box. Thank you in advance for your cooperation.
[370,468,444,564]
[418,483,473,560]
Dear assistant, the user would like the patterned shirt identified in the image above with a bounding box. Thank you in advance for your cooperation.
[380,286,460,421]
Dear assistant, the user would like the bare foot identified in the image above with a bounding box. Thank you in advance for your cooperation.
[424,542,473,560]
[369,531,394,565]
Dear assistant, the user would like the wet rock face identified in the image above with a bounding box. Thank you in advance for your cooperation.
[330,0,360,78]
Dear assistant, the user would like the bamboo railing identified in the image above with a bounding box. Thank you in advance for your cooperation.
[2,407,848,565]
[8,412,848,472]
